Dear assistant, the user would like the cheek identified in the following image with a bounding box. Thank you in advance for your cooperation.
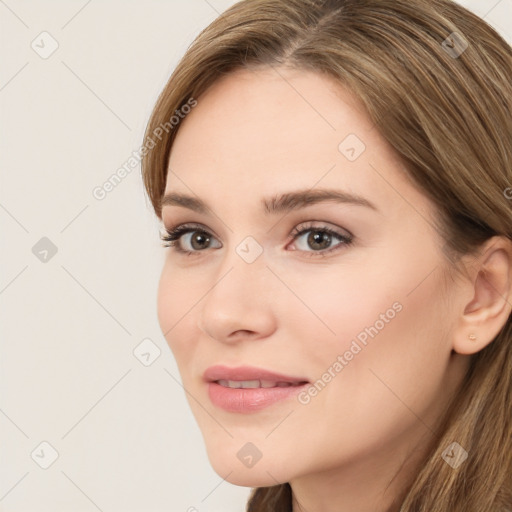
[286,247,451,405]
[314,267,450,424]
[156,263,201,363]
[270,257,404,363]
[156,266,174,342]
[312,243,447,359]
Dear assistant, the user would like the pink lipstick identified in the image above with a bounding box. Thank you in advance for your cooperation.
[204,365,309,413]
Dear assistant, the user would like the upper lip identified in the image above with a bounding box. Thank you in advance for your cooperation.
[203,365,309,384]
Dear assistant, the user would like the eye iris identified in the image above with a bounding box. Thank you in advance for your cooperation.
[308,230,331,250]
[191,232,210,250]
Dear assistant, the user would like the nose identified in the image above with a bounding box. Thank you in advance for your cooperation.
[196,249,278,344]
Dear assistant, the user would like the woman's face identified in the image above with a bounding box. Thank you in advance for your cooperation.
[157,66,469,487]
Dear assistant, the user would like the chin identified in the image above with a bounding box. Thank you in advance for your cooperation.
[217,467,287,488]
[206,448,291,487]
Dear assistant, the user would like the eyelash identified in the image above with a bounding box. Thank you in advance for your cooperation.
[159,222,353,258]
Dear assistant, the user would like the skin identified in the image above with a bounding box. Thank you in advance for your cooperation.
[157,66,512,512]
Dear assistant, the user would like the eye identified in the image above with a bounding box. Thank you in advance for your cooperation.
[160,221,353,258]
[288,221,353,258]
[160,223,220,256]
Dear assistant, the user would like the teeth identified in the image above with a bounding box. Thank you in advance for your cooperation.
[216,379,302,389]
[240,380,260,389]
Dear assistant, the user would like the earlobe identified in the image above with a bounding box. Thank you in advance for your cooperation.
[452,237,512,355]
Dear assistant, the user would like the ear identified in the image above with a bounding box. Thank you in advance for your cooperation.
[453,236,512,355]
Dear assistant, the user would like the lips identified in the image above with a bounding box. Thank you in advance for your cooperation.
[203,365,309,386]
[216,379,303,388]
[203,365,310,412]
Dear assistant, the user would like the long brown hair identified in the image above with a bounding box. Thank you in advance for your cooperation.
[140,0,512,510]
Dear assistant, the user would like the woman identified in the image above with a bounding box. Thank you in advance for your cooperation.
[141,0,512,510]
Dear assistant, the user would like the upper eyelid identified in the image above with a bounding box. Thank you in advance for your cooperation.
[162,221,351,238]
[161,222,353,250]
[160,222,354,261]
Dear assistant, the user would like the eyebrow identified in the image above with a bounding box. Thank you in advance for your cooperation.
[161,188,378,215]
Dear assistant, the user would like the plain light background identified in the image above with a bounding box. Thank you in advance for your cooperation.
[1,1,511,511]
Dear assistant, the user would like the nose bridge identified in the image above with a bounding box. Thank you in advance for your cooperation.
[212,232,268,297]
[197,235,276,341]
[208,235,268,311]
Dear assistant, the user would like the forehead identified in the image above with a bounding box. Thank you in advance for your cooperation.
[164,66,430,220]
[168,67,375,170]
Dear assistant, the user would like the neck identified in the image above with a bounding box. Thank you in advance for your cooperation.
[289,426,433,512]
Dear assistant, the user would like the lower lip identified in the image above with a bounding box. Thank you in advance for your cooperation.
[207,382,309,413]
